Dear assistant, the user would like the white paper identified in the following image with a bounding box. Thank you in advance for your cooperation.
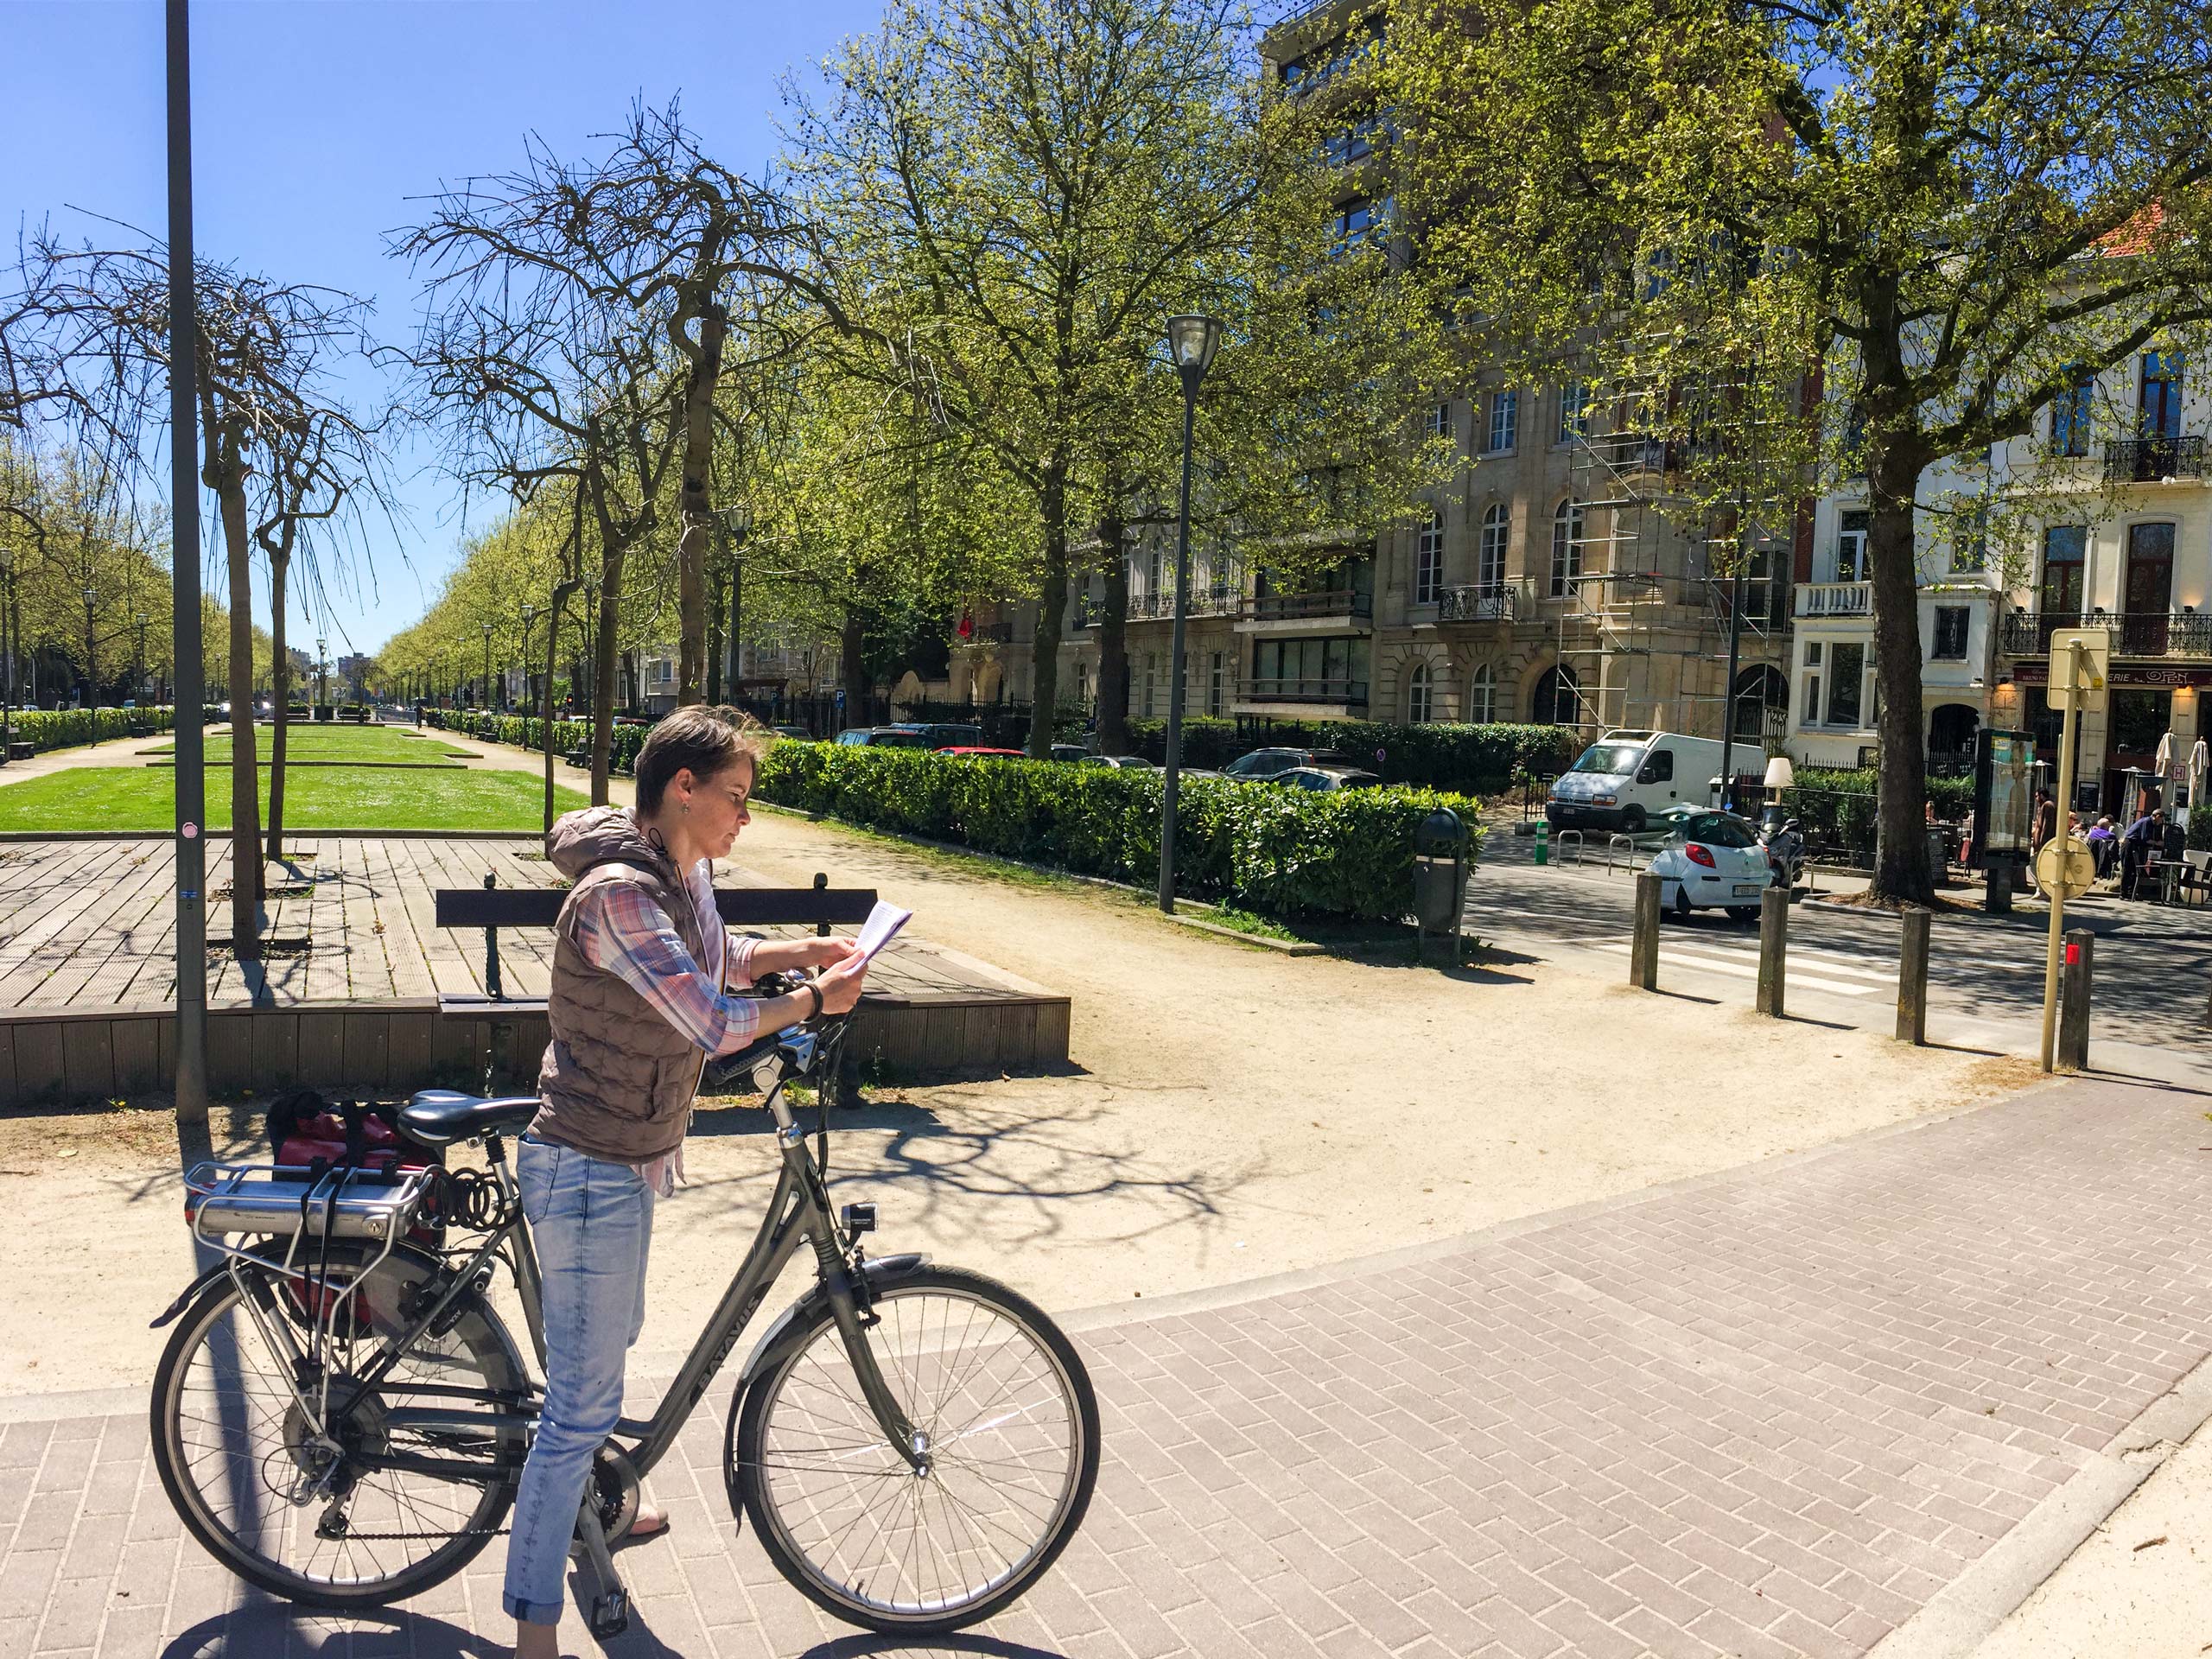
[853,899,913,967]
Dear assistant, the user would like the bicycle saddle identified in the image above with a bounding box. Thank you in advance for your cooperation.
[401,1090,541,1146]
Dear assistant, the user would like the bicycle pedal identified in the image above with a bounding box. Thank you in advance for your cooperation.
[589,1588,630,1637]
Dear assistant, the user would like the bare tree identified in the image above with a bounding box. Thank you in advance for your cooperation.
[392,103,843,711]
[24,229,376,958]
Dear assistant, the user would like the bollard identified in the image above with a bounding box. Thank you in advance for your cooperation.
[1755,885,1788,1017]
[1984,859,2013,915]
[2056,927,2094,1071]
[1896,906,1930,1045]
[1534,820,1549,867]
[1630,871,1662,990]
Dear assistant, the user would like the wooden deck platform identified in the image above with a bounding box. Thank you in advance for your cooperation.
[0,837,1069,1105]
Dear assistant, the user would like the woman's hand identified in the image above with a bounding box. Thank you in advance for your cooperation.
[795,936,860,971]
[811,953,870,1016]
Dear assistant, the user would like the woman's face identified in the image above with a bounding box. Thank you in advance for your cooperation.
[672,754,753,858]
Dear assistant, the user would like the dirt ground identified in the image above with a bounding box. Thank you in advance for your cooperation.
[0,791,2041,1398]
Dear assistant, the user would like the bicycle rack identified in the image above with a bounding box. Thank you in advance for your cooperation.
[1605,834,1639,873]
[1555,829,1585,864]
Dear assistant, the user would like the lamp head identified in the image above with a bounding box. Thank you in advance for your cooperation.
[719,504,752,541]
[1762,755,1796,791]
[83,587,96,605]
[1165,315,1224,387]
[136,613,147,626]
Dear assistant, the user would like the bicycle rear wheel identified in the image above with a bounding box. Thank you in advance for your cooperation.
[729,1265,1099,1635]
[150,1241,528,1607]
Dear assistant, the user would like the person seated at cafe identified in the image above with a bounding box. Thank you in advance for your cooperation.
[2087,816,2118,878]
[2120,808,2164,899]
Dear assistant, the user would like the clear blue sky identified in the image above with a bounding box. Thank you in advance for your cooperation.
[3,0,886,661]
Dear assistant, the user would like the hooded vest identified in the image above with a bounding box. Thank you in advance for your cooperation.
[531,806,711,1163]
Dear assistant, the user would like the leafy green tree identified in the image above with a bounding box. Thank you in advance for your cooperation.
[1385,0,2212,900]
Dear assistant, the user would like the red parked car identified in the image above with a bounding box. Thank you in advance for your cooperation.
[933,745,1029,760]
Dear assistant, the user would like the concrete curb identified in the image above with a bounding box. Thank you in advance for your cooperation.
[1868,1350,2212,1659]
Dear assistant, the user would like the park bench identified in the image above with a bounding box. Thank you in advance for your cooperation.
[4,741,35,763]
[434,872,878,1097]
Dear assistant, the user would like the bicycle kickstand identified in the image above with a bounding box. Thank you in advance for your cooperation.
[571,1499,630,1637]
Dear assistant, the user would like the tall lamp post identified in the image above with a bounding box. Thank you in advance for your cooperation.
[480,622,493,710]
[0,547,15,765]
[315,634,328,714]
[135,613,149,707]
[1156,313,1224,914]
[84,586,100,744]
[715,505,750,705]
[518,604,537,712]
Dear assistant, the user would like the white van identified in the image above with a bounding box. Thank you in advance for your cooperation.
[1546,729,1734,834]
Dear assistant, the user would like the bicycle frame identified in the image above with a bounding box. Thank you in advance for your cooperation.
[308,1023,924,1489]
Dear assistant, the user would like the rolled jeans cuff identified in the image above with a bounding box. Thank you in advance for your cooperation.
[504,1591,564,1627]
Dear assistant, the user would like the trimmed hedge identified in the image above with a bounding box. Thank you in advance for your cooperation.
[1784,767,1975,857]
[7,706,177,753]
[427,709,651,772]
[753,741,1485,922]
[1120,718,1581,793]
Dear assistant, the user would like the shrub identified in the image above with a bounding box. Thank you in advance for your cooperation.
[1785,766,1975,857]
[7,706,176,753]
[427,709,649,772]
[753,741,1485,922]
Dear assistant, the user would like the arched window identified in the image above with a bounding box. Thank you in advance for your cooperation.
[1465,663,1497,723]
[1731,664,1789,739]
[1533,663,1581,726]
[1414,511,1445,604]
[1478,504,1509,594]
[1549,500,1585,597]
[1407,661,1433,723]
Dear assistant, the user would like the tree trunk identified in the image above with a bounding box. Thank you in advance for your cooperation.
[674,296,729,709]
[1027,459,1070,758]
[210,448,262,959]
[590,563,625,807]
[1866,440,1934,904]
[842,605,870,727]
[1096,499,1130,756]
[267,556,289,867]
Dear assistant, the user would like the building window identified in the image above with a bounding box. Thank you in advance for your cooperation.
[1951,507,1988,574]
[1250,636,1370,697]
[1549,500,1584,597]
[1426,400,1452,442]
[1837,510,1869,582]
[1932,606,1970,661]
[2041,524,2087,613]
[1558,382,1589,444]
[1321,114,1382,166]
[1414,511,1444,604]
[1826,641,1866,727]
[1331,194,1387,252]
[2142,350,2186,439]
[1487,389,1518,454]
[1141,653,1157,717]
[1466,664,1497,722]
[1407,661,1433,723]
[2050,370,2093,458]
[1208,652,1225,716]
[1478,503,1508,592]
[1532,663,1581,725]
[1802,643,1823,727]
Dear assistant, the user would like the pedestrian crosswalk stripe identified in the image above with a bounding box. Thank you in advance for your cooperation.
[1590,942,1882,998]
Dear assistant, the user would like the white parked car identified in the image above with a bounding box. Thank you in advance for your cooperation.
[1647,808,1772,922]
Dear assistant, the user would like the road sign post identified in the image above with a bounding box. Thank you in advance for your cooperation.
[2040,632,2107,1073]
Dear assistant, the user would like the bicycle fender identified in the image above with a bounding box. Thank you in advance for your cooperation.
[150,1260,234,1329]
[734,1253,932,1390]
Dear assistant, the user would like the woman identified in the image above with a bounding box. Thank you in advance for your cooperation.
[505,707,869,1654]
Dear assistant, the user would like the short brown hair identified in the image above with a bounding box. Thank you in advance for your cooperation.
[635,706,770,813]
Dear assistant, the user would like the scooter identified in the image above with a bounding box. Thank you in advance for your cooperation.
[1761,817,1806,894]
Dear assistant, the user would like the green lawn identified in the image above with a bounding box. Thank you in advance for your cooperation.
[143,726,469,763]
[0,766,588,832]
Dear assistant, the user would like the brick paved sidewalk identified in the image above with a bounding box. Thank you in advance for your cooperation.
[10,1074,2212,1659]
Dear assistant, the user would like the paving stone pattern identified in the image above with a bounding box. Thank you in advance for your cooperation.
[9,1076,2212,1657]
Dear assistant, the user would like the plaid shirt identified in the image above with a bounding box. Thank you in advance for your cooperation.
[571,857,760,1194]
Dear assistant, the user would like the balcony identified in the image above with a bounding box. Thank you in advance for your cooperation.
[1796,582,1873,619]
[1240,677,1369,708]
[1439,583,1519,622]
[1241,589,1374,623]
[1999,609,2212,658]
[1128,590,1241,622]
[2104,435,2207,483]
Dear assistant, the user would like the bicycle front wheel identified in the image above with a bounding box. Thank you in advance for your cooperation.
[729,1265,1100,1634]
[149,1241,528,1607]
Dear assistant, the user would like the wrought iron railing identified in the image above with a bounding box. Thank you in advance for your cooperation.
[2104,435,2207,482]
[1439,584,1518,622]
[1999,609,2212,658]
[1126,590,1240,621]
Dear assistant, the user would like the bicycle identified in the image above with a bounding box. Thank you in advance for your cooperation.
[149,995,1101,1638]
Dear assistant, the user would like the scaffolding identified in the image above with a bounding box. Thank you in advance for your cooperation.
[1550,375,1795,747]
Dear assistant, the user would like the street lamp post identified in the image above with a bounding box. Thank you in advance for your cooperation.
[1157,314,1224,914]
[519,603,537,713]
[481,622,493,711]
[84,586,99,745]
[0,547,14,766]
[715,505,751,706]
[316,635,327,714]
[135,613,149,707]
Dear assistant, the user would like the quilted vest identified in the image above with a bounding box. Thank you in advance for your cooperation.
[531,806,709,1163]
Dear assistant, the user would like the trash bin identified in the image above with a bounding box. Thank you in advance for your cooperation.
[1412,807,1471,963]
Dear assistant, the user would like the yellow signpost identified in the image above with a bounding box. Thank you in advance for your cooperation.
[2040,631,2108,1072]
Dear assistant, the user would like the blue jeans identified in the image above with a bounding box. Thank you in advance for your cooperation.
[502,1136,655,1626]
